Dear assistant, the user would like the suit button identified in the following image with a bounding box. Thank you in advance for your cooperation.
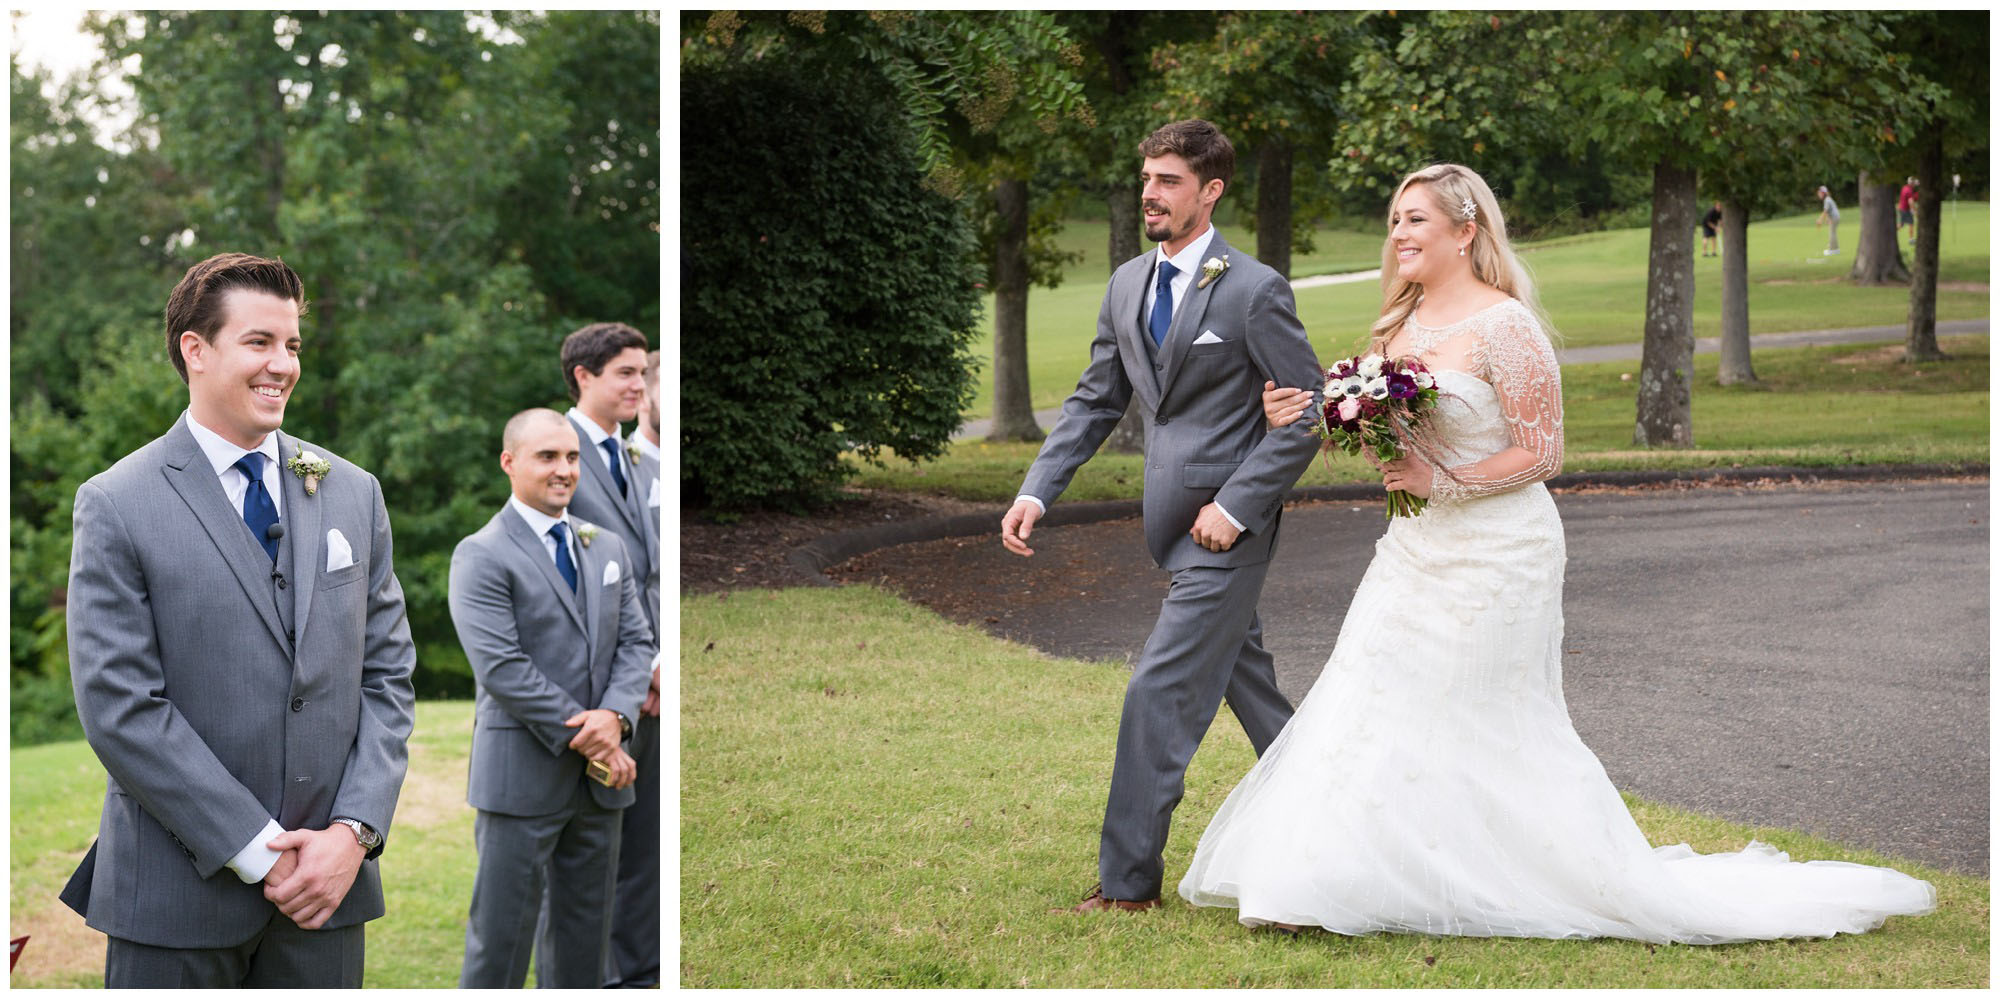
[1156,416,1169,425]
[291,697,305,712]
[1155,363,1164,371]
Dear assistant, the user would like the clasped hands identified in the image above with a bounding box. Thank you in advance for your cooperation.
[262,826,366,930]
[565,707,637,789]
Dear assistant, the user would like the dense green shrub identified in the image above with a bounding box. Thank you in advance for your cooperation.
[681,58,984,511]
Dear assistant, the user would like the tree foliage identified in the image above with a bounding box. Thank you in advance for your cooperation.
[680,57,984,511]
[10,12,660,740]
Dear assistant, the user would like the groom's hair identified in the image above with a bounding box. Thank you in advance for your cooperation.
[1138,119,1234,190]
[164,253,307,383]
[560,321,650,401]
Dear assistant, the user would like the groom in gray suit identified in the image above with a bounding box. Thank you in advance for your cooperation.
[1000,120,1322,911]
[450,408,654,988]
[61,252,417,986]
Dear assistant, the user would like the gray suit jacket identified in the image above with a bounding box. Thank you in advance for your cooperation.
[449,505,654,816]
[567,415,660,641]
[1020,234,1323,569]
[633,445,662,628]
[61,416,417,949]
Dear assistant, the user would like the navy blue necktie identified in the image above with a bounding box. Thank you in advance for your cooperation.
[1149,260,1178,346]
[235,453,280,562]
[600,438,629,499]
[550,522,578,592]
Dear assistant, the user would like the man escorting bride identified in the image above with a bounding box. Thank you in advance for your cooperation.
[1007,121,1936,942]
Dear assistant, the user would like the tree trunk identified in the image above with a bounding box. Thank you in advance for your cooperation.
[1847,170,1908,285]
[1715,198,1755,385]
[987,176,1043,442]
[1634,159,1696,447]
[1255,138,1293,280]
[1904,135,1946,362]
[1104,178,1147,454]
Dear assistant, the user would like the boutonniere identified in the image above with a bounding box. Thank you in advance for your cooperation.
[1197,254,1230,290]
[576,523,599,548]
[287,451,331,496]
[626,443,643,467]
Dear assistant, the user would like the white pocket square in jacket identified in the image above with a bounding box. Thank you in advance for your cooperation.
[1192,329,1224,345]
[647,478,660,508]
[325,528,355,571]
[602,561,620,586]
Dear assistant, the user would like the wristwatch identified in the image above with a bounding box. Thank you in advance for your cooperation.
[334,817,382,852]
[614,711,632,739]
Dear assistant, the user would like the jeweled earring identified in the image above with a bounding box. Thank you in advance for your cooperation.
[1457,245,1466,256]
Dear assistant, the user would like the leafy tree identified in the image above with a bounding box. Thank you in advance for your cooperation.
[1885,12,1990,361]
[680,56,983,510]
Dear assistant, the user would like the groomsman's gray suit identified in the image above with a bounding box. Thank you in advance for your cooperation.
[450,504,653,988]
[1017,232,1322,901]
[566,414,660,639]
[607,439,662,985]
[61,416,417,982]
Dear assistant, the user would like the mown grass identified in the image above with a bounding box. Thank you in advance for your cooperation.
[680,587,1987,987]
[968,203,1990,417]
[11,700,487,988]
[854,335,1988,502]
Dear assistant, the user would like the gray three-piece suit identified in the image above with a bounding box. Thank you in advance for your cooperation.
[61,416,417,986]
[1017,232,1323,901]
[449,501,653,988]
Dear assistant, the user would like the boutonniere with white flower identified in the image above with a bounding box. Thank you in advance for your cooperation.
[626,443,643,467]
[1197,254,1230,290]
[576,523,600,548]
[287,451,331,496]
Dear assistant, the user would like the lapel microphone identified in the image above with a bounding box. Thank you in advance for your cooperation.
[267,524,288,589]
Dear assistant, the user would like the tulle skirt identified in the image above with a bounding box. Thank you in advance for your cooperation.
[1178,484,1935,943]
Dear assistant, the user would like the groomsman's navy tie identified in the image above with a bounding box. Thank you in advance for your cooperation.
[1149,260,1178,346]
[236,453,280,561]
[600,438,629,498]
[550,522,579,592]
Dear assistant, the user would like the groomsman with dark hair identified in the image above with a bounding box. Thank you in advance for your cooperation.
[559,324,661,986]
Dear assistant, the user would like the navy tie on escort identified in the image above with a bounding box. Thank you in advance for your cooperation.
[236,452,280,562]
[600,438,629,499]
[550,521,579,592]
[1149,260,1178,346]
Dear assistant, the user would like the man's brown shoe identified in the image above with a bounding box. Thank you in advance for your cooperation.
[1057,883,1162,913]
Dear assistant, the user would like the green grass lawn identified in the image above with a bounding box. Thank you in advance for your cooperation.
[968,204,1990,417]
[681,587,1988,987]
[855,335,1988,502]
[10,701,483,988]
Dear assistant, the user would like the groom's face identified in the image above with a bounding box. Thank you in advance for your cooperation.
[1141,153,1221,247]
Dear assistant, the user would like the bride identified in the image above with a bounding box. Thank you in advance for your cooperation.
[1176,163,1936,943]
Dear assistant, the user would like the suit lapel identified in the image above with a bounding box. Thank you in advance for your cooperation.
[572,528,607,701]
[570,416,645,540]
[1115,259,1163,412]
[159,420,289,653]
[278,434,323,654]
[1157,234,1229,404]
[501,507,587,636]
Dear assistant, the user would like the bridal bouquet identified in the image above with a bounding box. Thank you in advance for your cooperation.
[1313,353,1449,518]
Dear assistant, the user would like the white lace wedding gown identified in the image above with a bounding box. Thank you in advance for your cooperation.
[1178,299,1936,943]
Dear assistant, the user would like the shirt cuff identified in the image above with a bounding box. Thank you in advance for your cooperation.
[1015,495,1046,514]
[226,818,287,884]
[1214,502,1245,532]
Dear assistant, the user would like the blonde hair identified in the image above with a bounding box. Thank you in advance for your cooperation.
[1368,163,1555,347]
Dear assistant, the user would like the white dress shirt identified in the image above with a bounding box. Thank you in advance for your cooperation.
[630,428,660,464]
[566,405,632,488]
[1017,224,1241,531]
[509,495,580,572]
[185,411,284,522]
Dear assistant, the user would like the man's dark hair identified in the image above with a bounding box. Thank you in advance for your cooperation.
[560,322,649,401]
[163,253,307,383]
[1137,119,1235,190]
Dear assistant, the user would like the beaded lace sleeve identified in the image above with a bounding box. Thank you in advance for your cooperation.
[1430,305,1564,503]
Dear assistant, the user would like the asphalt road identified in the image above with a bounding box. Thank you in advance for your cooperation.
[848,481,1989,875]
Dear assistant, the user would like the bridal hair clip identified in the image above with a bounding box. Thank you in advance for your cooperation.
[1458,196,1478,222]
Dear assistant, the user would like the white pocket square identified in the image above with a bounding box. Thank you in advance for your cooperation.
[602,561,620,586]
[325,528,355,572]
[1192,329,1225,345]
[647,478,660,508]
